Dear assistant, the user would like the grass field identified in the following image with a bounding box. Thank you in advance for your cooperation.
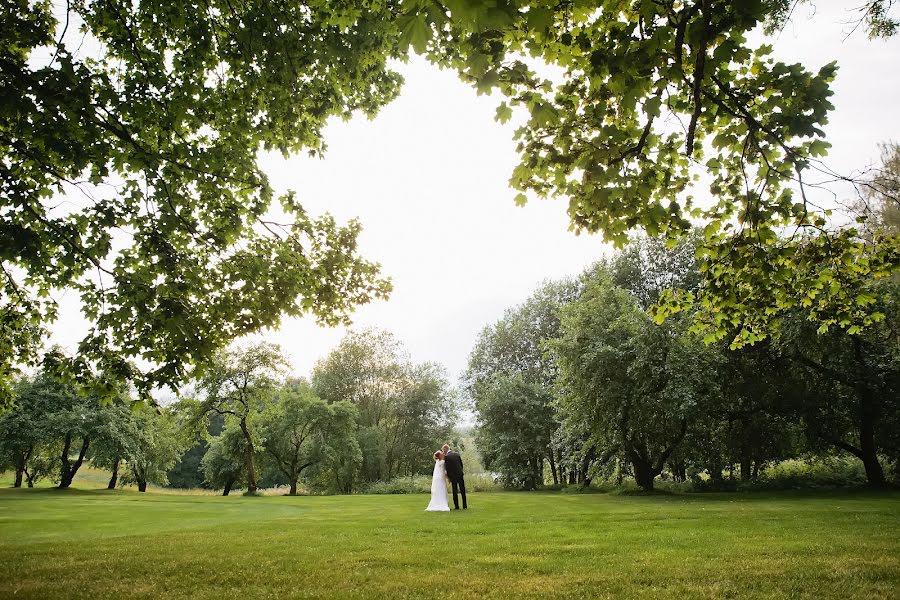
[1,487,898,599]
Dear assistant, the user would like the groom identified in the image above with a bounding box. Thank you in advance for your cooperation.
[442,444,467,510]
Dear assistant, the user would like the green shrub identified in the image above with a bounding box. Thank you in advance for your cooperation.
[365,476,431,494]
[752,456,869,490]
[365,473,500,494]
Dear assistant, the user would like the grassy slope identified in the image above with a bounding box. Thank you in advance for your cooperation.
[0,488,898,599]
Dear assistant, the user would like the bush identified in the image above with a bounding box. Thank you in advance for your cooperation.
[365,476,431,494]
[752,456,869,490]
[365,473,500,494]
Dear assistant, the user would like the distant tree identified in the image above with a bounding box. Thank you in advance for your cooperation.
[312,330,457,490]
[473,375,555,489]
[553,273,721,491]
[777,282,900,487]
[120,407,188,492]
[855,143,900,236]
[33,377,107,489]
[0,377,49,487]
[465,279,577,486]
[195,343,286,493]
[608,232,703,312]
[201,424,248,497]
[259,380,359,495]
[90,403,141,490]
[382,363,458,480]
[167,412,224,489]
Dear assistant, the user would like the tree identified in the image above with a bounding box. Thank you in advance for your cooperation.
[2,0,398,406]
[90,402,142,490]
[552,272,721,491]
[406,1,897,346]
[0,377,50,487]
[312,330,457,489]
[465,279,577,486]
[201,424,247,496]
[258,380,359,495]
[474,375,556,489]
[167,412,224,489]
[854,143,900,236]
[31,376,108,489]
[608,232,703,312]
[776,282,900,487]
[195,342,286,493]
[382,363,458,480]
[120,406,188,492]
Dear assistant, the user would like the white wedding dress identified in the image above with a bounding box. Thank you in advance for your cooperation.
[425,459,450,512]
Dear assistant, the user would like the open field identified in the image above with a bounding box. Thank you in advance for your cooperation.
[1,488,898,599]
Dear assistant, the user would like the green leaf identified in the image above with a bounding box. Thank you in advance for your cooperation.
[495,102,513,124]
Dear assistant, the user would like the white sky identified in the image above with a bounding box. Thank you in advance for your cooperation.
[47,1,899,389]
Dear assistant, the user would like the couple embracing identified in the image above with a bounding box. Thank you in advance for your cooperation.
[425,444,467,512]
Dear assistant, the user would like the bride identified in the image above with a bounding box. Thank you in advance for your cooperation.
[425,450,450,512]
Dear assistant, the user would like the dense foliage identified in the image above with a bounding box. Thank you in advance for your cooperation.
[469,232,899,491]
[4,0,898,412]
[312,330,458,492]
[1,0,399,406]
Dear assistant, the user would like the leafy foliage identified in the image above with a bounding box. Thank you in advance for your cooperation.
[119,406,188,492]
[1,0,399,405]
[312,329,457,491]
[465,279,576,487]
[399,0,898,346]
[194,342,287,492]
[258,379,359,495]
[200,422,247,495]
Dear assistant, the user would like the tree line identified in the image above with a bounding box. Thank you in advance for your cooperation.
[1,332,457,495]
[468,207,899,491]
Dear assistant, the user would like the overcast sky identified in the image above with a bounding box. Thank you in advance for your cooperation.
[48,1,899,388]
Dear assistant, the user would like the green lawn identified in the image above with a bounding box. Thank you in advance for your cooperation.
[1,488,898,599]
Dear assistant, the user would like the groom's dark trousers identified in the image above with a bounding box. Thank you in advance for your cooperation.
[444,450,467,509]
[451,476,467,510]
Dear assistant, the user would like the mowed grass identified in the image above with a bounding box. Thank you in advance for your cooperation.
[1,488,898,599]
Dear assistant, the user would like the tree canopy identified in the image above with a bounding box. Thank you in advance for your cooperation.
[2,0,399,406]
[410,0,898,347]
[3,0,898,411]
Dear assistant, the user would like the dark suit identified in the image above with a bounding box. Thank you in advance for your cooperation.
[444,450,467,509]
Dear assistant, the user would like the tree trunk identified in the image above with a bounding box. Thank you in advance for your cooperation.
[223,477,235,496]
[239,417,258,493]
[668,461,687,483]
[107,458,120,489]
[580,448,595,486]
[858,395,886,488]
[58,433,73,488]
[548,452,559,486]
[752,461,761,480]
[740,457,751,482]
[289,479,298,496]
[137,478,147,493]
[632,457,657,491]
[853,337,886,488]
[13,466,23,488]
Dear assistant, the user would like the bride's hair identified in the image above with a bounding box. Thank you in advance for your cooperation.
[433,450,442,460]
